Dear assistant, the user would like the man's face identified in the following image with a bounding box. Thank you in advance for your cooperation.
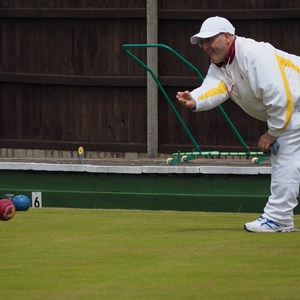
[198,33,231,64]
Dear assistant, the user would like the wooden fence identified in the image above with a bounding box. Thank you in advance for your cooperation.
[0,0,300,155]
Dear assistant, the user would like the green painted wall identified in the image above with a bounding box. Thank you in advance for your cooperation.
[0,170,299,213]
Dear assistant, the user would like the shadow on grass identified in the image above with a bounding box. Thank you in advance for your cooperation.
[176,227,300,233]
[175,227,243,232]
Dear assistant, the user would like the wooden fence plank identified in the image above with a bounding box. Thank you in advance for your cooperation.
[159,8,300,20]
[0,8,146,18]
[0,73,146,86]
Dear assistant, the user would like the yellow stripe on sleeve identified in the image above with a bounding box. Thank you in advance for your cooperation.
[197,81,227,101]
[277,55,300,74]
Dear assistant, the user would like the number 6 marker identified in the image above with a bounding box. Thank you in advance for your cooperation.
[32,192,42,208]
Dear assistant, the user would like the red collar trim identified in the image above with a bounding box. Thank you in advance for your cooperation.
[214,38,236,68]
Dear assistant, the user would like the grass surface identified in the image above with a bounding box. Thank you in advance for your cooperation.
[1,208,300,300]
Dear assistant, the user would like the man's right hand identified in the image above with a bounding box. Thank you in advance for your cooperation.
[176,91,196,110]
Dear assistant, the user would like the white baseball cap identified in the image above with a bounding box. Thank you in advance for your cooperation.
[190,16,235,44]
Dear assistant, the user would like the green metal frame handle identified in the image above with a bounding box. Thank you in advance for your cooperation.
[122,43,250,153]
[123,43,201,151]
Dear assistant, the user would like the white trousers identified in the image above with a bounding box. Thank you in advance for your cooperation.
[263,108,300,225]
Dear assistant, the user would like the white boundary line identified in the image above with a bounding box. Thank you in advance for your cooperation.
[0,162,271,175]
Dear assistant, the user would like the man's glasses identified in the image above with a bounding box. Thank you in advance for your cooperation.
[198,33,224,48]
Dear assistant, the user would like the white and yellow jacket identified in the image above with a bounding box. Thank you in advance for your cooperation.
[191,36,300,137]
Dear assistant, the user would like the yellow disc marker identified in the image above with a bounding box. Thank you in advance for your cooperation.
[78,146,84,163]
[78,146,84,156]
